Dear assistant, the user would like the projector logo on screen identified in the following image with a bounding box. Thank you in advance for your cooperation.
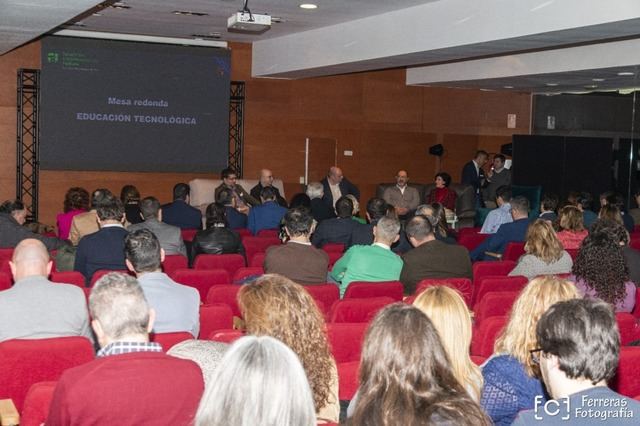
[47,52,59,63]
[227,12,271,33]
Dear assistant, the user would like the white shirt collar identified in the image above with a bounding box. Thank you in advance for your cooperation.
[373,242,391,250]
[288,240,312,246]
[101,223,125,229]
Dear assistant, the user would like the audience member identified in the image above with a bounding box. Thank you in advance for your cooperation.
[250,168,288,207]
[591,218,640,284]
[312,196,360,248]
[167,339,228,386]
[538,193,558,223]
[345,194,365,224]
[483,154,511,208]
[69,188,113,245]
[348,304,490,425]
[383,169,420,217]
[215,167,259,213]
[350,197,388,247]
[127,196,187,257]
[461,150,488,208]
[599,190,613,209]
[400,215,472,295]
[120,184,142,225]
[610,194,634,235]
[557,205,588,249]
[46,273,204,425]
[565,191,580,207]
[470,195,530,261]
[509,219,572,279]
[215,187,247,230]
[125,229,199,337]
[426,172,457,211]
[480,185,512,234]
[161,183,202,230]
[74,194,128,282]
[0,199,65,250]
[306,182,335,222]
[417,203,456,244]
[413,286,482,401]
[195,336,316,426]
[0,239,92,342]
[629,189,640,225]
[569,228,636,312]
[238,275,339,423]
[191,203,244,263]
[481,276,578,426]
[248,186,287,235]
[513,298,640,424]
[576,191,598,228]
[264,207,329,284]
[289,192,311,209]
[321,166,360,209]
[56,187,89,240]
[598,203,624,226]
[331,216,403,297]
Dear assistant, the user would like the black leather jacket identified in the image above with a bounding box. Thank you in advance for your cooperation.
[190,227,245,263]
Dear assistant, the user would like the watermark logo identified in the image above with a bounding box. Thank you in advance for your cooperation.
[534,395,571,420]
[47,52,59,63]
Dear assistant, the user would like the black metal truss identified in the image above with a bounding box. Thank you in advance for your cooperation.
[229,81,245,177]
[16,69,40,222]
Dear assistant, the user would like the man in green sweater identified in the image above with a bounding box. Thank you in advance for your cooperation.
[330,216,404,297]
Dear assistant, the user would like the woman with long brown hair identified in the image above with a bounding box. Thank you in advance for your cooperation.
[556,205,588,249]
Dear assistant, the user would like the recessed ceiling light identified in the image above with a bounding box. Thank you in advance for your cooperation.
[479,88,494,92]
[299,3,318,9]
[172,10,209,16]
[110,2,130,9]
[592,78,605,82]
[618,71,635,76]
[503,85,514,89]
[545,83,559,87]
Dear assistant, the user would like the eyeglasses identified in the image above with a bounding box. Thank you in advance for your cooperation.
[530,348,543,364]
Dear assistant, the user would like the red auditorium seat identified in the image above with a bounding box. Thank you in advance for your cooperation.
[472,260,517,287]
[630,237,640,252]
[474,292,520,325]
[256,229,279,238]
[0,336,94,412]
[343,281,403,301]
[232,266,264,283]
[206,285,242,318]
[199,304,234,340]
[242,237,280,268]
[633,290,640,320]
[612,347,640,398]
[471,316,507,357]
[470,355,487,366]
[473,275,528,307]
[327,252,343,269]
[235,228,252,238]
[193,254,245,277]
[328,297,394,323]
[180,228,198,242]
[170,268,231,302]
[208,329,244,343]
[161,254,188,276]
[89,269,131,287]
[337,361,359,401]
[414,278,473,307]
[502,242,526,262]
[458,232,489,252]
[20,381,57,426]
[149,332,193,351]
[249,252,266,268]
[326,322,368,400]
[304,284,340,316]
[50,271,85,288]
[0,248,14,277]
[321,243,345,253]
[0,271,12,291]
[565,248,579,261]
[616,313,640,346]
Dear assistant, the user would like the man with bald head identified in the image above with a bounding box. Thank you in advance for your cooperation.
[0,239,92,342]
[321,166,360,209]
[383,170,420,217]
[250,168,287,207]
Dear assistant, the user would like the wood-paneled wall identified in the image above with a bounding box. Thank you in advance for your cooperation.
[0,40,531,227]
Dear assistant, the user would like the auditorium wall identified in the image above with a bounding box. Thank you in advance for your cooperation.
[0,40,531,227]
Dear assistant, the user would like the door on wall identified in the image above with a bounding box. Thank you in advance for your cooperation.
[305,137,337,184]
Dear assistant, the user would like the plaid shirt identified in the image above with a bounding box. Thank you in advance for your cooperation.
[97,341,163,358]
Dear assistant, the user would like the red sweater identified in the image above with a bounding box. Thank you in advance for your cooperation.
[47,351,204,426]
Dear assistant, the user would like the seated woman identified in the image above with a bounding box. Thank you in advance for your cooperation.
[120,184,143,225]
[346,194,366,224]
[481,276,578,426]
[349,304,490,425]
[509,219,573,279]
[426,172,457,211]
[413,286,482,401]
[569,228,636,313]
[238,274,339,424]
[191,203,244,264]
[556,205,588,249]
[417,202,456,243]
[598,204,624,226]
[56,187,89,240]
[195,336,316,426]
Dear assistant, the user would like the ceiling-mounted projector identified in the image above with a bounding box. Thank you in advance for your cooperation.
[227,11,271,33]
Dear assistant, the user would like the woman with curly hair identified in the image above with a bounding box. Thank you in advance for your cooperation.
[348,303,490,425]
[556,205,588,249]
[570,228,636,312]
[426,172,457,211]
[481,276,578,425]
[238,274,338,423]
[509,219,572,279]
[56,187,90,240]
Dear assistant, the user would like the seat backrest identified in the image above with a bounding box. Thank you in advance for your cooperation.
[206,285,242,317]
[241,237,280,268]
[256,229,279,238]
[633,290,640,320]
[321,243,345,254]
[20,381,57,426]
[474,292,520,325]
[193,254,246,276]
[343,281,403,301]
[161,254,189,276]
[472,260,517,286]
[208,329,244,343]
[304,284,340,315]
[329,297,395,323]
[503,242,526,262]
[232,267,264,284]
[611,347,640,398]
[50,271,86,289]
[326,323,368,363]
[199,304,234,340]
[565,248,579,261]
[89,269,131,287]
[149,332,193,351]
[473,275,528,307]
[180,228,198,242]
[458,232,489,252]
[616,313,640,346]
[415,278,473,307]
[0,271,12,291]
[0,248,14,261]
[471,316,507,357]
[170,268,230,302]
[327,252,343,270]
[249,252,266,268]
[0,336,94,412]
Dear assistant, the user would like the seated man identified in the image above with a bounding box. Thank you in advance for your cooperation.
[470,196,531,261]
[577,192,598,229]
[214,168,259,214]
[46,273,204,425]
[128,196,187,257]
[264,207,329,284]
[217,187,248,230]
[74,194,128,282]
[161,183,203,230]
[513,298,640,424]
[350,198,389,247]
[539,193,559,223]
[250,168,287,207]
[480,185,513,234]
[248,186,287,235]
[321,166,360,209]
[69,188,112,246]
[330,216,403,297]
[125,229,199,337]
[0,200,66,250]
[312,196,361,248]
[382,170,420,218]
[400,215,472,295]
[0,239,92,342]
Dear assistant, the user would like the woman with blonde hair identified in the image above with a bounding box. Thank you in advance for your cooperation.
[413,286,482,401]
[509,219,572,279]
[238,274,339,423]
[556,205,588,249]
[481,276,578,426]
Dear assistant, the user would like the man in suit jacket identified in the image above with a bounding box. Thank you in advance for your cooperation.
[214,167,259,213]
[461,150,488,208]
[250,169,287,207]
[470,196,531,261]
[128,197,187,257]
[0,200,66,250]
[321,166,360,209]
[382,170,420,217]
[74,195,129,282]
[161,183,203,230]
[248,187,287,235]
[400,216,472,295]
[69,188,113,245]
[312,196,360,247]
[216,187,248,230]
